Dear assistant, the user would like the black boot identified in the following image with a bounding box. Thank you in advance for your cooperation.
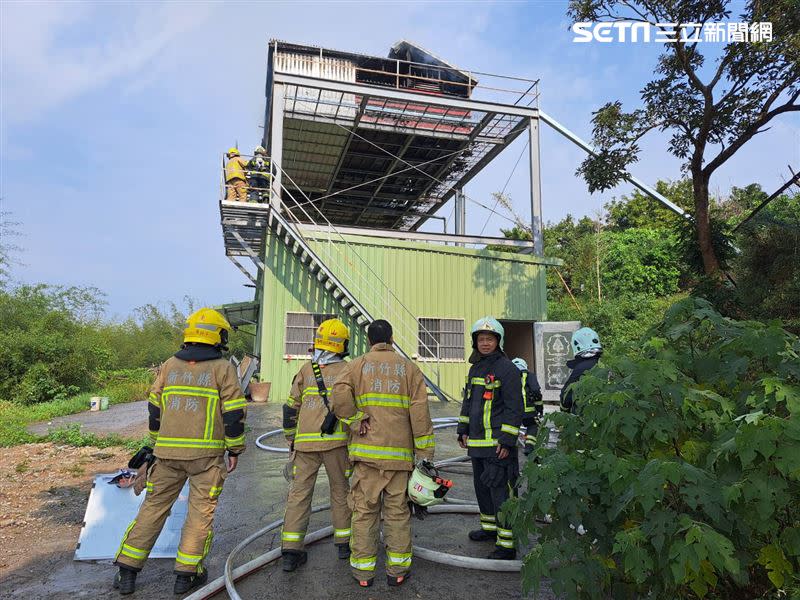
[387,572,411,587]
[113,566,137,595]
[281,550,307,572]
[487,547,517,560]
[173,569,208,595]
[468,528,496,542]
[336,543,351,560]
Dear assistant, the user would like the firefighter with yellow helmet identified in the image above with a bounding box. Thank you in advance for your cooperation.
[280,318,353,571]
[224,147,249,201]
[113,308,247,595]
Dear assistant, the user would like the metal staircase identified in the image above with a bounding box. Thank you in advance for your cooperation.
[220,171,451,401]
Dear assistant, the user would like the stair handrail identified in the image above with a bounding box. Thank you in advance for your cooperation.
[267,165,454,401]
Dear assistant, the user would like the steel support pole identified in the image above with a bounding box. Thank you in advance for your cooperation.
[537,109,686,217]
[270,82,286,210]
[528,117,544,256]
[454,188,466,246]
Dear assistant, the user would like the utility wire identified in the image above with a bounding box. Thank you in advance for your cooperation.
[332,122,517,225]
[733,168,800,232]
[478,138,530,235]
[287,147,467,210]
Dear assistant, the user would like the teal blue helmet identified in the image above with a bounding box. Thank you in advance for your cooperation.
[511,357,528,371]
[571,327,602,354]
[471,316,504,349]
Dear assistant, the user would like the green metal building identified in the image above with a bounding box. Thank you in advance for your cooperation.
[256,230,556,401]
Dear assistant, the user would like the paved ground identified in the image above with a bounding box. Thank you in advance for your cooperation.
[26,401,150,439]
[3,402,552,600]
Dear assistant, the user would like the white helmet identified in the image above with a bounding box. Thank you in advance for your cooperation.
[408,461,452,507]
[511,357,528,371]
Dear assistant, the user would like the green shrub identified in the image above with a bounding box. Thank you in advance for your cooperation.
[602,229,681,297]
[0,369,153,447]
[506,297,800,599]
[0,285,113,404]
[547,293,684,351]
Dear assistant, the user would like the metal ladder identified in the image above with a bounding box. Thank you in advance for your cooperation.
[252,174,451,401]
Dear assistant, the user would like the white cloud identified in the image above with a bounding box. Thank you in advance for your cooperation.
[0,2,215,124]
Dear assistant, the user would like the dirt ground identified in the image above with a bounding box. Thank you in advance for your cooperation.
[0,443,131,576]
[0,404,553,600]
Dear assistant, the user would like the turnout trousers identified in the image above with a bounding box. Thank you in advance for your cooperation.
[281,446,352,550]
[225,179,248,201]
[472,455,519,551]
[115,456,226,574]
[348,462,412,581]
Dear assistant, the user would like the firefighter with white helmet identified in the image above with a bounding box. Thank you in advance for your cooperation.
[113,308,247,595]
[457,316,523,560]
[280,318,353,571]
[511,357,543,456]
[247,145,271,202]
[560,327,603,414]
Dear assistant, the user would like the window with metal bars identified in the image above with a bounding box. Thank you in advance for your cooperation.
[417,318,465,361]
[284,312,337,357]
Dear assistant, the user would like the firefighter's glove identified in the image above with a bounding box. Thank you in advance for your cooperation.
[480,458,508,489]
[408,501,428,520]
[128,446,154,470]
[132,469,148,496]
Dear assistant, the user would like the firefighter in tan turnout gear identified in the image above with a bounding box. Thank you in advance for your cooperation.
[113,308,247,596]
[281,318,353,571]
[331,319,435,588]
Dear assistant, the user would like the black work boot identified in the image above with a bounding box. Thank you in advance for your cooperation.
[113,566,137,595]
[336,543,351,560]
[281,550,308,572]
[387,572,411,587]
[173,569,208,595]
[487,547,517,560]
[468,528,496,542]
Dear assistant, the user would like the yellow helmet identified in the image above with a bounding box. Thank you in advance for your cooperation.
[314,318,350,354]
[184,308,231,346]
[227,147,240,157]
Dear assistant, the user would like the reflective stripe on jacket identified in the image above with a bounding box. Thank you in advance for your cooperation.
[283,360,350,452]
[456,351,523,458]
[521,370,543,427]
[331,343,434,471]
[148,356,247,459]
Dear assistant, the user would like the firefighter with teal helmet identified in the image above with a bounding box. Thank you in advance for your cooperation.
[511,357,543,456]
[560,327,603,414]
[456,316,523,560]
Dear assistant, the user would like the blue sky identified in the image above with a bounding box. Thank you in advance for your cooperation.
[2,1,797,317]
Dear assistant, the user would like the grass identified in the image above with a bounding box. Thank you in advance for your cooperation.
[45,424,149,452]
[0,369,151,449]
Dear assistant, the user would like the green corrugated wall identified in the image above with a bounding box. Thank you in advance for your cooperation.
[257,231,550,404]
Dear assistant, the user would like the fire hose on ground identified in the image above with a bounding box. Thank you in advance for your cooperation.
[184,417,523,600]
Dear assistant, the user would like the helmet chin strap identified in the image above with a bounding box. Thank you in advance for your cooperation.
[216,328,230,351]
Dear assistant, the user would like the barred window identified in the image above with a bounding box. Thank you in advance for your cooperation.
[285,312,336,356]
[418,318,465,361]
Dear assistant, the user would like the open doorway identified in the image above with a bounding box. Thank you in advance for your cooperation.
[499,320,535,371]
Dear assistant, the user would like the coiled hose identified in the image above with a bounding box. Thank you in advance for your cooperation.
[184,417,522,599]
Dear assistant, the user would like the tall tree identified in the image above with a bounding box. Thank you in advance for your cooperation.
[569,0,800,275]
